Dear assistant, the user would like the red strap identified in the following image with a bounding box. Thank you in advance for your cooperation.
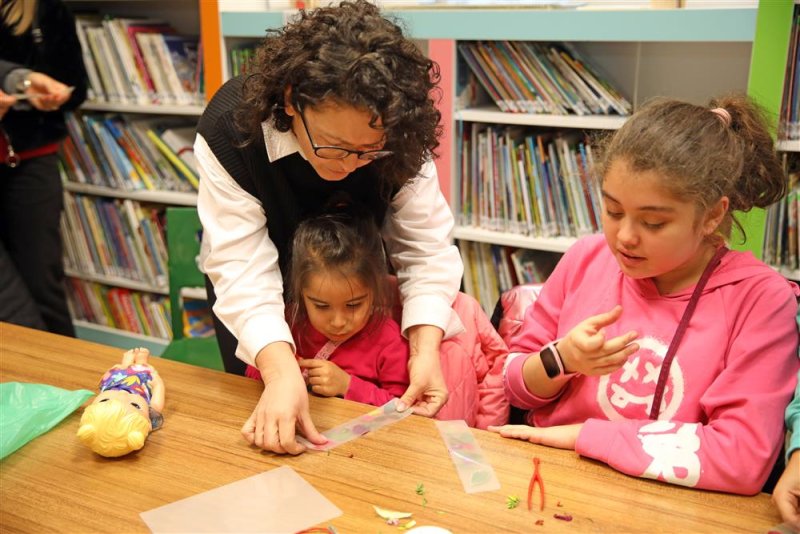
[0,140,60,166]
[15,142,61,161]
[648,246,729,420]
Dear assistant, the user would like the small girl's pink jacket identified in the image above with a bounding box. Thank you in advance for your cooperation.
[434,291,510,429]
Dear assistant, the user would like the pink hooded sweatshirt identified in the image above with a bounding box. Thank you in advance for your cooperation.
[504,234,800,495]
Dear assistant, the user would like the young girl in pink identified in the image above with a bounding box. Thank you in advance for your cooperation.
[246,204,409,407]
[490,95,800,495]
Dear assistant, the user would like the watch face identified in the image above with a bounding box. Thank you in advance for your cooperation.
[540,345,561,379]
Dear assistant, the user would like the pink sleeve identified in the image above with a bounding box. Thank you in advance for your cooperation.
[503,353,565,410]
[502,241,583,410]
[344,334,409,407]
[506,238,584,356]
[576,282,800,495]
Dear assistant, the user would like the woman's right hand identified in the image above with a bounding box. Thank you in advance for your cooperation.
[240,343,327,454]
[0,90,16,119]
[558,305,639,376]
[23,72,72,112]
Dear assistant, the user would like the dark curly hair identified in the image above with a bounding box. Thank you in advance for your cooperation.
[235,0,442,191]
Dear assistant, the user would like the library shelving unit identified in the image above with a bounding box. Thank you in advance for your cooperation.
[763,2,800,283]
[62,0,207,354]
[208,3,790,309]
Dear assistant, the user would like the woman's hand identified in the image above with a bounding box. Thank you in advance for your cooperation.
[398,324,448,417]
[299,359,351,397]
[0,90,16,119]
[559,305,639,376]
[488,423,583,450]
[241,343,326,454]
[773,451,800,531]
[23,72,72,112]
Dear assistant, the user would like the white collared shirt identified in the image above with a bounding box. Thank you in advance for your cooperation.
[194,121,464,366]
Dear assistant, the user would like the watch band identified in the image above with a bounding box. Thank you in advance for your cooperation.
[539,341,566,379]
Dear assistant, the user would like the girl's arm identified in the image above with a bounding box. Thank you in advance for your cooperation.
[574,282,799,495]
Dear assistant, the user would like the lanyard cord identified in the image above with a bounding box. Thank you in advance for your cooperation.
[648,245,729,420]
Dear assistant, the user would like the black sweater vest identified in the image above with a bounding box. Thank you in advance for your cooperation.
[197,77,391,274]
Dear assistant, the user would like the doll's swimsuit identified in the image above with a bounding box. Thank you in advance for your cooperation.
[98,364,163,429]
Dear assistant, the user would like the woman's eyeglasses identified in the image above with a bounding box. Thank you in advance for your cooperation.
[296,105,393,161]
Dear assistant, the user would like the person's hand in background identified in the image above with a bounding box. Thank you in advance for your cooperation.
[773,450,800,532]
[0,90,16,119]
[22,72,72,112]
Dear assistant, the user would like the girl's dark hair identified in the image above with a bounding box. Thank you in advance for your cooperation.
[594,94,786,243]
[287,198,390,325]
[235,0,442,191]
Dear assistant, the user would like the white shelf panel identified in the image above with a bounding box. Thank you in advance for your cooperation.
[64,182,198,206]
[81,101,204,116]
[454,225,578,252]
[772,265,800,281]
[65,269,168,295]
[456,107,628,129]
[777,140,800,152]
[180,287,208,300]
[73,320,170,351]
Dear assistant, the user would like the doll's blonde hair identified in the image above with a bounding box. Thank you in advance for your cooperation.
[77,399,151,457]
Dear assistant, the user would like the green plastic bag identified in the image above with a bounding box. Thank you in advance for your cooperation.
[0,382,93,460]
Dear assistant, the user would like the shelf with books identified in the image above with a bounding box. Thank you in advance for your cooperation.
[774,266,800,283]
[778,140,800,153]
[73,320,170,354]
[61,0,208,352]
[454,226,576,253]
[455,107,626,130]
[81,101,205,116]
[64,268,168,295]
[213,5,775,310]
[63,182,197,207]
[757,2,797,282]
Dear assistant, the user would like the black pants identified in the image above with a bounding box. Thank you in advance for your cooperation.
[204,275,247,376]
[0,154,74,336]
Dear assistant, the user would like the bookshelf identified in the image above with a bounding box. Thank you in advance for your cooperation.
[62,0,207,352]
[210,4,780,310]
[755,2,797,282]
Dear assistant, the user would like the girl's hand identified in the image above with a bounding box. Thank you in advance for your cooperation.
[488,423,583,450]
[299,359,351,397]
[773,451,800,531]
[559,305,639,376]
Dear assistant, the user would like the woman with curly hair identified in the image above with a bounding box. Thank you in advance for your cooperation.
[195,0,463,454]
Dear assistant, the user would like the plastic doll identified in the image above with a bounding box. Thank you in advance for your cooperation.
[77,347,165,457]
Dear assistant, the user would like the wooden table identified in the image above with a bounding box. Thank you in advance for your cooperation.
[0,323,783,533]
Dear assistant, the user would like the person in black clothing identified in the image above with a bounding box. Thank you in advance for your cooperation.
[196,0,463,454]
[0,0,88,335]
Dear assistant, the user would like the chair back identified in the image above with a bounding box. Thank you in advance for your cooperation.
[162,207,223,371]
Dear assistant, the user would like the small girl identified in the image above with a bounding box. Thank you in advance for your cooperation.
[490,95,800,495]
[246,204,409,407]
[77,347,165,457]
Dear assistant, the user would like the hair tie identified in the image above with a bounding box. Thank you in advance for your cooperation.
[710,107,731,127]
